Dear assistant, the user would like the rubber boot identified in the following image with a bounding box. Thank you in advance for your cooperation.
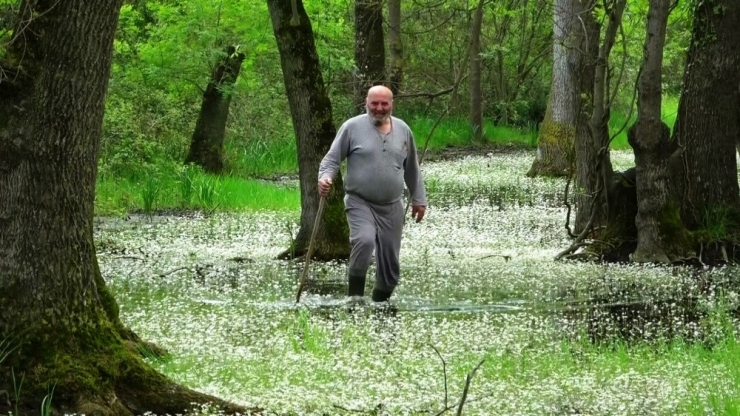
[371,287,394,303]
[347,274,366,297]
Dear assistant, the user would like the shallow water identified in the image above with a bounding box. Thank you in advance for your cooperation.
[96,150,740,415]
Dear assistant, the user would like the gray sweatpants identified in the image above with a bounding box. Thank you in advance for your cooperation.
[345,193,405,291]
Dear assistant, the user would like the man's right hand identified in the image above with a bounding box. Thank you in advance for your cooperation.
[318,177,333,197]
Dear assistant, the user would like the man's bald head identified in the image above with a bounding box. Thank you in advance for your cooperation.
[365,85,394,125]
[367,85,393,100]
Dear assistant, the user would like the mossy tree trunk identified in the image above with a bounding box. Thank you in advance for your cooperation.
[672,0,740,231]
[387,0,404,96]
[627,0,688,263]
[0,2,254,415]
[354,0,386,113]
[527,0,580,178]
[268,0,351,261]
[185,46,246,174]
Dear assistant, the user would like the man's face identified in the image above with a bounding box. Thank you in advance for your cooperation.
[366,94,393,125]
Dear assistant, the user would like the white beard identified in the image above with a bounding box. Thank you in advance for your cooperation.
[366,106,391,125]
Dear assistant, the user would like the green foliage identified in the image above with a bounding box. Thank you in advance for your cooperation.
[41,384,55,416]
[695,206,740,243]
[95,169,300,216]
[608,95,679,149]
[409,117,538,151]
[178,164,199,207]
[0,336,15,364]
[140,175,161,216]
[12,367,23,416]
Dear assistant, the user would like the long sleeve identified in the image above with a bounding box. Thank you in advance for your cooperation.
[404,131,427,206]
[318,122,350,181]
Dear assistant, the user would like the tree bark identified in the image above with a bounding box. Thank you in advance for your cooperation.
[354,0,386,113]
[388,0,404,96]
[672,0,740,231]
[0,2,254,415]
[572,0,601,234]
[185,46,246,174]
[267,0,351,261]
[628,0,687,263]
[469,0,486,143]
[575,0,624,234]
[527,0,579,178]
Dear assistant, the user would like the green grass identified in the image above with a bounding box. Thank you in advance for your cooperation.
[408,117,538,150]
[224,135,298,178]
[94,166,300,216]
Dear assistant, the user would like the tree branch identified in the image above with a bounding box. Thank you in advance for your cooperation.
[455,358,485,416]
[394,87,453,99]
[430,344,449,411]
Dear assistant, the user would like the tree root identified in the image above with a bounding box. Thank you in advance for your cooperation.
[115,363,262,416]
[120,327,169,359]
[1,326,261,416]
[7,354,264,416]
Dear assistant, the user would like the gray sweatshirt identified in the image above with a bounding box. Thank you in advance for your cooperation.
[319,114,427,206]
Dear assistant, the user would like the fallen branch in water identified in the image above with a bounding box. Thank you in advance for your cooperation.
[158,266,189,277]
[477,254,511,261]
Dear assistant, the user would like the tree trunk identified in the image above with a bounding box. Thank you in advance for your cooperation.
[672,0,740,231]
[268,0,351,261]
[354,0,386,113]
[387,0,403,96]
[469,0,485,143]
[572,0,602,234]
[575,0,624,234]
[628,0,688,263]
[185,46,246,174]
[527,0,579,178]
[0,2,254,415]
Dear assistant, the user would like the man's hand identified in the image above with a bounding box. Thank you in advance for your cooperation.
[318,177,333,197]
[411,205,426,223]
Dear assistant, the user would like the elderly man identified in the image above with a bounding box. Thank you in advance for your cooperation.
[318,85,427,303]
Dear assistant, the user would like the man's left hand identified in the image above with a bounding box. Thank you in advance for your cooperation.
[411,205,426,223]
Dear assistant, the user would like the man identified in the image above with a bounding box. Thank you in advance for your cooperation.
[318,85,427,303]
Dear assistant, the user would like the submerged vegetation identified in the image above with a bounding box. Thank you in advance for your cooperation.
[95,150,740,415]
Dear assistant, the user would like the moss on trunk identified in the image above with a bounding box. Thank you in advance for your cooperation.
[527,110,575,178]
[1,317,258,416]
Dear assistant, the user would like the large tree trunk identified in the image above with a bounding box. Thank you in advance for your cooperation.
[354,0,386,113]
[469,0,485,144]
[185,46,246,174]
[0,2,253,415]
[672,0,740,231]
[268,0,351,261]
[527,0,579,178]
[387,0,403,96]
[628,0,688,263]
[572,0,602,234]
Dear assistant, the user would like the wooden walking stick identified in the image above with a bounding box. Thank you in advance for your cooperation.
[296,195,327,303]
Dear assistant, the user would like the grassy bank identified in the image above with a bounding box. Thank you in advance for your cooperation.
[94,97,679,216]
[95,165,299,217]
